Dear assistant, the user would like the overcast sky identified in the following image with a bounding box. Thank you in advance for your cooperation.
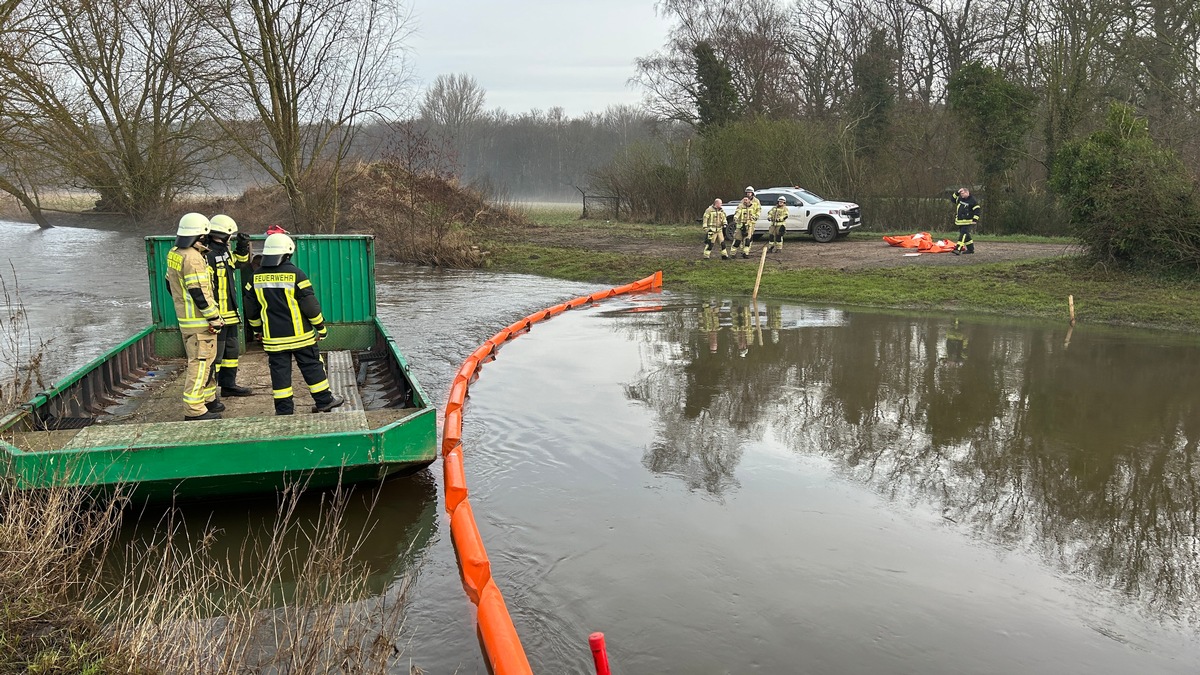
[409,0,671,116]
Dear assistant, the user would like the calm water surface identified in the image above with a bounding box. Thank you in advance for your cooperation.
[5,219,1200,673]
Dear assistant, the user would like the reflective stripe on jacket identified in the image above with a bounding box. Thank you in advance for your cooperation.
[242,262,324,352]
[166,246,218,334]
[734,204,754,226]
[703,207,725,231]
[768,206,788,223]
[206,246,242,323]
[953,194,980,225]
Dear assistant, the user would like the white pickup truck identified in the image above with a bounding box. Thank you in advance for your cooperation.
[721,186,862,243]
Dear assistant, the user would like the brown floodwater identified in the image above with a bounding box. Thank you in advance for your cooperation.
[6,219,1200,673]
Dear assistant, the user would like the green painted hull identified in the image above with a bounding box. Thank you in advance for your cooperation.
[3,408,436,501]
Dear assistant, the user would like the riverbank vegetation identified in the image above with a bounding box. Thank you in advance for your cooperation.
[0,479,417,674]
[1,272,417,673]
[481,208,1200,333]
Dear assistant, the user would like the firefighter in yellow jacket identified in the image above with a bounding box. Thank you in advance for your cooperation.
[766,196,788,252]
[702,198,730,260]
[205,214,254,398]
[243,233,345,415]
[732,196,756,259]
[165,213,224,421]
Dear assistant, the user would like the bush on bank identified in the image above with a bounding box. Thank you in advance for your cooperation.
[1051,103,1200,273]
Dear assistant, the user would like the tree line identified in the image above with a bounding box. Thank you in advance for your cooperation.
[600,0,1200,264]
[0,0,410,230]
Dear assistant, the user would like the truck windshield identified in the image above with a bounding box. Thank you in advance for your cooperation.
[794,189,822,204]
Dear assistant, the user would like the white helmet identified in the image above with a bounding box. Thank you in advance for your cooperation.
[744,186,755,193]
[260,232,295,266]
[209,214,238,236]
[175,212,210,247]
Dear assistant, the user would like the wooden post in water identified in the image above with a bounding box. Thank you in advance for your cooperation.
[1068,295,1076,326]
[752,245,768,300]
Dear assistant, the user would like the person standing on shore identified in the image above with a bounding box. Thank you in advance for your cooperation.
[702,199,730,260]
[732,197,755,259]
[736,186,762,258]
[766,196,788,252]
[951,187,980,255]
[165,213,224,421]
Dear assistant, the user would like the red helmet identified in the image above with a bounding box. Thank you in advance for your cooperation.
[265,224,289,235]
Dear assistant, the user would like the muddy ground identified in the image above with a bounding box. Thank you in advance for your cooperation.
[515,222,1080,271]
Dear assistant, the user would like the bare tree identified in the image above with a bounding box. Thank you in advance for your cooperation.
[0,0,217,222]
[185,0,415,232]
[634,0,798,125]
[419,73,487,132]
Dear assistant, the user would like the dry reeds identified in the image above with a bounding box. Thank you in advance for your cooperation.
[1,265,47,410]
[0,478,418,674]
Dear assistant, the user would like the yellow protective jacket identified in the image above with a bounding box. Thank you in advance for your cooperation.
[166,245,219,335]
[703,206,725,231]
[734,203,755,227]
[767,205,788,224]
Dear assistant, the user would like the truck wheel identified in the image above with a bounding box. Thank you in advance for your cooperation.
[811,218,837,243]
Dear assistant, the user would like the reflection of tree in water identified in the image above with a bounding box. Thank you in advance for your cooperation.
[618,302,1200,621]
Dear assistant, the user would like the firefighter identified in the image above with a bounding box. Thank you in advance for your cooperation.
[702,198,729,260]
[732,197,755,259]
[243,233,345,415]
[951,187,980,255]
[165,213,224,421]
[766,196,788,252]
[736,186,762,257]
[206,214,253,397]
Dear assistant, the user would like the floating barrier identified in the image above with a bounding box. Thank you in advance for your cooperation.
[442,271,663,674]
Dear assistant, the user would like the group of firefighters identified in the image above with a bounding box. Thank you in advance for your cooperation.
[165,213,344,421]
[700,185,981,259]
[701,186,787,260]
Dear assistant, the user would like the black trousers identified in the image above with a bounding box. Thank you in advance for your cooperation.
[213,322,241,388]
[268,344,333,415]
[956,224,975,252]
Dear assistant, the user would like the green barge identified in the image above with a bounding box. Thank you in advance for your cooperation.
[0,235,437,501]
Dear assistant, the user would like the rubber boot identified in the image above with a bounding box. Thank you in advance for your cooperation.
[312,393,346,413]
[219,367,253,397]
[184,410,222,422]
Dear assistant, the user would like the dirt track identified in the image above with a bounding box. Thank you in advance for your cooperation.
[520,223,1079,271]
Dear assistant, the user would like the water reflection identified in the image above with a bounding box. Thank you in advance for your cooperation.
[109,471,439,607]
[624,299,1200,622]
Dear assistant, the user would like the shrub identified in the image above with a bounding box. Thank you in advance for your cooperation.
[1050,103,1200,272]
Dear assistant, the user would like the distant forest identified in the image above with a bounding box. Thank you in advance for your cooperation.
[5,0,1200,258]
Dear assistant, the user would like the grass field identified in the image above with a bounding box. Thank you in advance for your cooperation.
[484,207,1200,333]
